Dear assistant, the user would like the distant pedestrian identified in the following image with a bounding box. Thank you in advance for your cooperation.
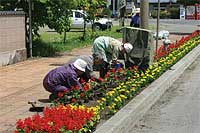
[43,59,87,98]
[130,11,140,28]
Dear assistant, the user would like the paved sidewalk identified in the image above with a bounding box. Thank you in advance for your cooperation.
[0,35,181,132]
[0,46,92,132]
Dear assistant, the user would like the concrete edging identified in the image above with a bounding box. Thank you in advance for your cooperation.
[94,44,200,133]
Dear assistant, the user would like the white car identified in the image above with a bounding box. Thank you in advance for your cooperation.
[70,10,112,31]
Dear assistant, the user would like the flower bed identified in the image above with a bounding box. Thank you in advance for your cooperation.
[14,30,200,132]
[15,105,100,133]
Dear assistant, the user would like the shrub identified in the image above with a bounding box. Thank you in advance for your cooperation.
[151,10,170,19]
[168,7,179,19]
[32,38,59,57]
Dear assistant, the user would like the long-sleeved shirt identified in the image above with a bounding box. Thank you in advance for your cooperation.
[43,64,82,93]
[130,14,140,26]
[92,36,123,64]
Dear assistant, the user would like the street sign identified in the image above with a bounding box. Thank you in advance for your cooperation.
[196,4,200,20]
[186,5,195,20]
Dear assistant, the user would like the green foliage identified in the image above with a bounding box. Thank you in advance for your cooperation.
[177,0,200,6]
[151,10,170,19]
[0,0,18,11]
[168,7,179,19]
[32,38,58,57]
[102,8,112,17]
[31,0,49,37]
[160,10,170,19]
[33,26,121,57]
[46,0,78,42]
[80,0,106,33]
[151,8,179,19]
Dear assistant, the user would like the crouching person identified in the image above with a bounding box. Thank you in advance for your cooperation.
[43,59,87,100]
[92,36,133,77]
[66,54,104,83]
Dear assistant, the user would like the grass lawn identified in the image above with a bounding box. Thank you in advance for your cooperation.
[33,26,122,57]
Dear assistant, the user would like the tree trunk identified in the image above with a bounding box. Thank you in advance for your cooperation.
[91,19,95,38]
[63,30,66,43]
[82,19,86,40]
[140,0,149,29]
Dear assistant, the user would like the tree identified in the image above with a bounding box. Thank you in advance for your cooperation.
[177,0,200,6]
[46,0,77,43]
[79,0,106,37]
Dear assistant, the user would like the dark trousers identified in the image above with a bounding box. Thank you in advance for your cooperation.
[125,57,149,72]
[100,61,109,78]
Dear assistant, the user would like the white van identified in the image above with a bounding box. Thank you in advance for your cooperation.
[70,10,112,31]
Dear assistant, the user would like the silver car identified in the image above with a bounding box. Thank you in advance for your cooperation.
[70,10,112,31]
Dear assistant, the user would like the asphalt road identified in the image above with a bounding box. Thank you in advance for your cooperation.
[130,56,200,133]
[112,19,200,34]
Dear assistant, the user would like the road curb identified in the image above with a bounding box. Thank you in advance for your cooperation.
[94,44,200,133]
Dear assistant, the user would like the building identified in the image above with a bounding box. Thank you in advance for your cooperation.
[136,0,178,10]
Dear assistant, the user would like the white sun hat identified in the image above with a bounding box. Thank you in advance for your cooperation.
[124,43,133,54]
[73,59,87,72]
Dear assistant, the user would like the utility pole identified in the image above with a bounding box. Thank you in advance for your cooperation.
[113,0,115,17]
[140,0,149,29]
[28,0,32,58]
[155,0,160,56]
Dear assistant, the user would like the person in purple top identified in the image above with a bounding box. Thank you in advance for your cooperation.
[43,59,87,98]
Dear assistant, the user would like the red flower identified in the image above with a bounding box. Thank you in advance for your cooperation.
[80,93,84,97]
[57,92,64,98]
[16,119,25,129]
[104,73,109,78]
[71,98,76,103]
[63,89,69,93]
[75,86,79,91]
[129,67,133,71]
[80,78,85,84]
[15,105,95,132]
[98,77,103,82]
[111,68,116,73]
[90,77,96,81]
[117,67,123,72]
[133,65,139,71]
[83,84,89,92]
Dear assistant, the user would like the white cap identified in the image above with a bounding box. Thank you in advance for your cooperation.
[163,38,171,45]
[124,43,133,53]
[73,59,87,72]
[135,8,140,13]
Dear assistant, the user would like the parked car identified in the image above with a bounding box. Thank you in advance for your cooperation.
[70,10,112,31]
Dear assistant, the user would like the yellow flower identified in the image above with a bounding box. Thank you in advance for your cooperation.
[114,98,119,102]
[101,98,106,101]
[149,65,153,69]
[108,106,112,109]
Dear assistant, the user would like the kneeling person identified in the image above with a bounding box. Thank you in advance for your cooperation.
[43,59,87,99]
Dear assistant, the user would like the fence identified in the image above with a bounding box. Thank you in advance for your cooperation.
[0,11,26,66]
